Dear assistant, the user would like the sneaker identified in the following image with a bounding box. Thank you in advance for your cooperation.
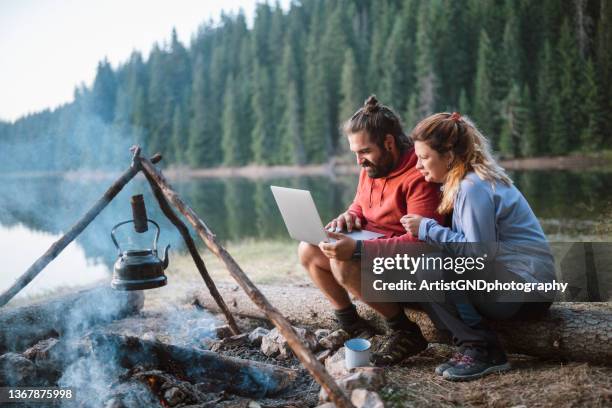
[442,346,511,381]
[371,329,428,366]
[434,348,465,376]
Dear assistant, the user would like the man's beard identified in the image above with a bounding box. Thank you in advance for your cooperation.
[362,149,395,178]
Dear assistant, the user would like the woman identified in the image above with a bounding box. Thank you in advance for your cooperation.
[401,112,555,381]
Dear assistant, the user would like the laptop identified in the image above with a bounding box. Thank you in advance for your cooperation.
[270,186,384,245]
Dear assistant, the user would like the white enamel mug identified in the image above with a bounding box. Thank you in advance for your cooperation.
[344,338,371,369]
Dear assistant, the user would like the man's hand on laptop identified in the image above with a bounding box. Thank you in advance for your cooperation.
[326,212,362,233]
[318,232,356,261]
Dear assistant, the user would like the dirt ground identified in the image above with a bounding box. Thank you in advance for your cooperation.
[165,241,612,408]
[381,347,612,408]
[207,312,612,408]
[11,240,610,407]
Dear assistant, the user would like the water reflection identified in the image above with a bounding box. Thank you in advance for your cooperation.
[0,224,108,298]
[0,170,610,299]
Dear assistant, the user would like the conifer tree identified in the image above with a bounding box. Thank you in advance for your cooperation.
[171,105,186,163]
[404,93,419,130]
[251,62,275,164]
[339,48,362,131]
[278,39,305,164]
[579,59,603,150]
[499,82,522,158]
[557,19,583,152]
[458,88,470,115]
[414,1,437,118]
[473,30,495,142]
[91,59,117,124]
[596,0,612,148]
[303,9,331,163]
[188,54,221,167]
[535,40,556,155]
[380,13,412,111]
[519,85,539,157]
[320,5,348,153]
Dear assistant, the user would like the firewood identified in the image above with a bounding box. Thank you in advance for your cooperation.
[87,332,298,398]
[139,154,354,408]
[194,284,612,365]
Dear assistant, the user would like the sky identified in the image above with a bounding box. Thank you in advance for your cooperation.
[0,0,285,122]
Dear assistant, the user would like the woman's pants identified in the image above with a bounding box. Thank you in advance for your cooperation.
[410,261,552,348]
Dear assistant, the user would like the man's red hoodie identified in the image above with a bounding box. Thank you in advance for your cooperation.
[347,147,445,252]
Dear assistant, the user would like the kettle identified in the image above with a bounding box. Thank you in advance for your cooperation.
[110,219,170,291]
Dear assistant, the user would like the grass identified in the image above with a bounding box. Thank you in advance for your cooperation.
[168,238,308,285]
[381,349,612,407]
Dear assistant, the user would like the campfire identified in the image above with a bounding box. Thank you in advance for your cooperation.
[0,147,362,408]
[0,289,328,407]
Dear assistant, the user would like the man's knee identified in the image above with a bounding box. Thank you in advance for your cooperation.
[330,259,360,288]
[298,241,322,267]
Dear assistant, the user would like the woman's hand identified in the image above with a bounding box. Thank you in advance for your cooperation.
[400,214,423,237]
[318,231,356,261]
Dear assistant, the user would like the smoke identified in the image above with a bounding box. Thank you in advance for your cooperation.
[53,296,219,407]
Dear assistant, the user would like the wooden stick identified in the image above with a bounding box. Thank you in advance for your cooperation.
[90,332,298,397]
[138,155,354,408]
[0,153,161,308]
[141,167,240,335]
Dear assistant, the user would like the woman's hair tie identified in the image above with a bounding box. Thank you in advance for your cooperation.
[450,112,462,122]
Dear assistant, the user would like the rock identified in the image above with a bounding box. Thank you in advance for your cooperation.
[319,329,349,350]
[342,369,386,391]
[247,401,262,408]
[248,327,270,346]
[324,347,349,379]
[164,387,185,406]
[0,352,37,386]
[210,333,250,352]
[315,329,331,342]
[351,389,384,408]
[141,332,159,342]
[315,403,336,408]
[316,349,333,363]
[261,326,317,359]
[22,338,59,361]
[215,325,234,339]
[319,364,386,403]
[104,398,126,408]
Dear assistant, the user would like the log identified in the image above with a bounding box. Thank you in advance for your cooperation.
[194,283,612,365]
[87,332,297,398]
[0,286,144,354]
[139,154,354,408]
[0,150,161,308]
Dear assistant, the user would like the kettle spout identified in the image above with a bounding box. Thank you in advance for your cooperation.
[162,244,171,269]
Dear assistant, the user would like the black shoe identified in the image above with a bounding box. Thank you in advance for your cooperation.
[442,346,511,381]
[371,329,428,366]
[435,347,466,376]
[341,317,378,339]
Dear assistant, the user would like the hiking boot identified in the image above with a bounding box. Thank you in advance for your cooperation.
[442,346,511,381]
[371,329,427,366]
[435,348,466,376]
[340,317,379,339]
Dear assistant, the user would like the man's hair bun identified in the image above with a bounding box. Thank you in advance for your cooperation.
[363,95,380,114]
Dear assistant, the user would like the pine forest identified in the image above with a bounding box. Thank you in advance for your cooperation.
[1,0,610,171]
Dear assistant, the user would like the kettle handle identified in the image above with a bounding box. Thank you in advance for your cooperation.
[111,219,161,255]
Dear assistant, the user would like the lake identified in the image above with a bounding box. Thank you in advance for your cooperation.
[1,169,611,301]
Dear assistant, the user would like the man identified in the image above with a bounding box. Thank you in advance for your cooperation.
[298,96,445,365]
